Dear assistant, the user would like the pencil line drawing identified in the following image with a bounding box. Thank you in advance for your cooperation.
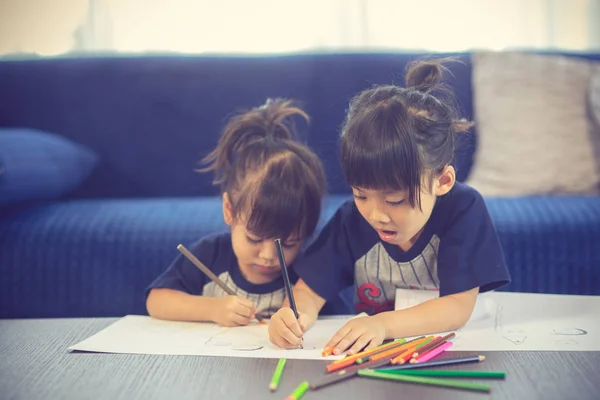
[203,326,318,352]
[555,339,579,345]
[551,328,587,336]
[502,334,527,345]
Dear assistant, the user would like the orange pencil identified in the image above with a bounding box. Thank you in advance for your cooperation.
[326,357,361,373]
[329,339,407,367]
[390,337,435,364]
[322,347,334,357]
[370,336,430,362]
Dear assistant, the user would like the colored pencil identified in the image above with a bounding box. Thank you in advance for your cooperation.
[177,244,267,322]
[355,336,425,364]
[178,244,235,294]
[370,336,429,361]
[390,337,435,364]
[357,369,491,392]
[412,332,456,359]
[415,341,453,363]
[275,239,299,319]
[269,358,287,391]
[326,339,408,372]
[312,357,394,390]
[310,369,358,390]
[337,357,392,375]
[377,370,506,379]
[326,357,362,373]
[322,347,334,357]
[380,355,486,371]
[285,381,310,400]
[331,338,406,366]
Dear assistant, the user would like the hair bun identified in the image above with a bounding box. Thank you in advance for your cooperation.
[405,59,449,92]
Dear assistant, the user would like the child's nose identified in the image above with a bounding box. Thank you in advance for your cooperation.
[258,242,277,263]
[370,206,391,224]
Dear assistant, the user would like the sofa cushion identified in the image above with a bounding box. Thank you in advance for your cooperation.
[0,128,98,205]
[0,196,352,318]
[1,195,598,318]
[467,51,600,196]
[590,68,600,135]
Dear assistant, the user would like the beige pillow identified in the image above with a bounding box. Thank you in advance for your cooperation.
[466,51,600,196]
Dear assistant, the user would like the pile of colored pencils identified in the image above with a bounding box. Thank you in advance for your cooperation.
[279,332,505,398]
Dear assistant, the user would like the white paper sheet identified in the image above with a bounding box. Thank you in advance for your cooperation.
[395,290,600,351]
[69,316,353,359]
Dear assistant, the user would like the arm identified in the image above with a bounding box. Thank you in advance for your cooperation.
[326,287,478,355]
[146,288,257,326]
[146,288,217,322]
[374,287,478,338]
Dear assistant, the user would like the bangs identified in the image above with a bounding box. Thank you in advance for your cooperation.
[340,103,425,208]
[232,156,323,241]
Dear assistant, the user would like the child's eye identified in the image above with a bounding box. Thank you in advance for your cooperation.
[386,199,405,206]
[246,235,262,244]
[353,194,367,201]
[282,241,298,249]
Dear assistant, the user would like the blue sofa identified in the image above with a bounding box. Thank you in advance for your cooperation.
[1,52,599,319]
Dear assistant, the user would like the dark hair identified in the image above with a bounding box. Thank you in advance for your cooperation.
[340,58,473,209]
[198,98,326,240]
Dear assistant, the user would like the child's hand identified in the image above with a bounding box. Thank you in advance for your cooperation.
[268,307,309,348]
[212,295,258,326]
[325,315,386,356]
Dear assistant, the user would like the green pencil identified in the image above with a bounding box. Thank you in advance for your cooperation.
[269,358,287,391]
[375,369,506,379]
[358,369,491,392]
[285,381,310,400]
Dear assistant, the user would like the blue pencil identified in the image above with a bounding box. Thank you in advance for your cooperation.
[378,355,485,370]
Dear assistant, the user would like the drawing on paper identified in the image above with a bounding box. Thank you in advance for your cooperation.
[552,328,587,336]
[204,326,265,351]
[555,339,579,345]
[502,334,527,345]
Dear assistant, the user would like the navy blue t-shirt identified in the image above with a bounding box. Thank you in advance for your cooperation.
[294,182,511,315]
[146,233,352,316]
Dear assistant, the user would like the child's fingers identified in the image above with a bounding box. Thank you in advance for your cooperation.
[346,334,376,356]
[234,304,254,319]
[277,325,303,347]
[332,330,361,355]
[231,313,252,326]
[281,310,304,337]
[269,327,299,349]
[297,314,309,332]
[363,338,381,352]
[237,297,257,313]
[325,325,351,351]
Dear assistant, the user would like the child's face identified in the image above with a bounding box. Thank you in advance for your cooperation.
[351,166,455,252]
[222,193,303,284]
[230,222,303,284]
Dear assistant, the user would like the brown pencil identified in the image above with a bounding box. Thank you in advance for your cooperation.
[412,333,456,358]
[177,244,265,322]
[312,358,392,390]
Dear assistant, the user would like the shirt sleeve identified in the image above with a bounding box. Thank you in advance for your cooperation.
[145,236,220,298]
[436,187,511,297]
[293,201,357,301]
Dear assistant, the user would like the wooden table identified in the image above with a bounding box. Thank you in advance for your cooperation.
[1,318,599,399]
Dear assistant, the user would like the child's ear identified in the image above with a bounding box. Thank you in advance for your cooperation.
[435,165,456,196]
[222,192,233,226]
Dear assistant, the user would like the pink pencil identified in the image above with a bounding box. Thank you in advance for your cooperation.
[415,341,453,363]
